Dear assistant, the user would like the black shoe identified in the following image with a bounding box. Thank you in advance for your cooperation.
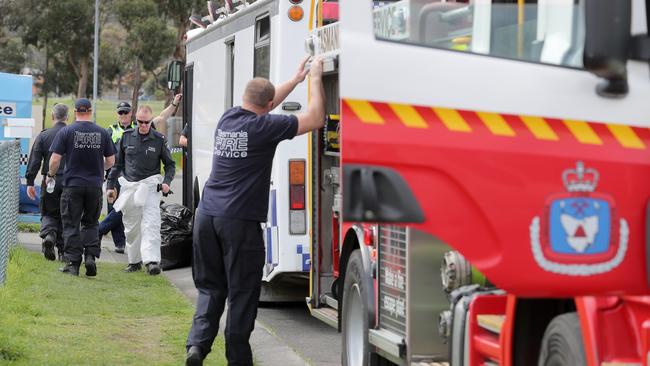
[84,254,97,277]
[115,247,125,254]
[146,262,161,276]
[59,262,79,276]
[42,233,56,261]
[123,262,142,273]
[185,346,204,366]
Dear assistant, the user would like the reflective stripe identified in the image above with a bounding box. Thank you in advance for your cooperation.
[344,98,649,151]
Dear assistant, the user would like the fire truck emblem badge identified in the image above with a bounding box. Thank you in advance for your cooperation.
[530,162,628,276]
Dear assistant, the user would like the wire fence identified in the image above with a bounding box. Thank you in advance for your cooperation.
[0,140,21,286]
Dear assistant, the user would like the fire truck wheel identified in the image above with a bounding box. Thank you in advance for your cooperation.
[538,312,586,366]
[342,250,376,366]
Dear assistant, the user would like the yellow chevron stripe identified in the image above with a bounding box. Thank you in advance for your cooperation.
[520,116,559,141]
[607,124,645,149]
[477,112,515,137]
[563,120,603,145]
[346,100,384,124]
[388,103,428,128]
[433,108,472,132]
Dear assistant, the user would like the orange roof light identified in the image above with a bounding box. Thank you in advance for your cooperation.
[288,5,304,22]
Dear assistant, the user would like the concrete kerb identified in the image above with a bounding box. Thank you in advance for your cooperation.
[18,232,310,366]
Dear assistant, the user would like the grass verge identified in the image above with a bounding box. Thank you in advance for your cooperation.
[0,247,226,365]
[33,98,165,129]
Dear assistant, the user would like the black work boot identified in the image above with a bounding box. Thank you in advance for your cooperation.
[185,346,204,366]
[123,262,142,273]
[42,233,56,261]
[146,262,161,276]
[59,262,80,276]
[84,254,97,277]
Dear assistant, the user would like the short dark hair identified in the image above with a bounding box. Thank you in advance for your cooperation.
[243,78,275,108]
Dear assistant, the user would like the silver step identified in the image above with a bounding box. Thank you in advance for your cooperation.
[321,293,338,310]
[311,307,338,329]
[369,328,405,361]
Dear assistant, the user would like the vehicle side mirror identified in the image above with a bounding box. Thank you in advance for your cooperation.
[167,60,183,91]
[583,0,632,98]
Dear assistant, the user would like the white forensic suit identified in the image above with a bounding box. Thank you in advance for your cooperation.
[113,174,163,264]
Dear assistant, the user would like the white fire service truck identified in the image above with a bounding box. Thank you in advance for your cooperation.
[305,0,650,365]
[182,0,314,300]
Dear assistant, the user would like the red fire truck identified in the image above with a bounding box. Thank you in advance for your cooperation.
[306,0,650,365]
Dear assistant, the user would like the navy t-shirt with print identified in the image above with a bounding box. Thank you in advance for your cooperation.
[50,121,115,188]
[199,107,298,222]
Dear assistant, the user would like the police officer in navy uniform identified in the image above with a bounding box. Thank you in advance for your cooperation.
[107,105,176,275]
[25,103,69,261]
[48,98,115,277]
[185,56,325,366]
[98,101,135,253]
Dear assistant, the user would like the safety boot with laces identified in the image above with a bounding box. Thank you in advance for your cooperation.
[84,253,97,277]
[59,262,80,276]
[42,232,56,261]
[146,262,161,276]
[124,262,142,273]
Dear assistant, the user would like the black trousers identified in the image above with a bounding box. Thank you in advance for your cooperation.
[39,176,64,251]
[186,212,265,366]
[60,186,103,264]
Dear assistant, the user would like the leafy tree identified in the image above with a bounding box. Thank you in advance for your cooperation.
[0,38,26,74]
[4,0,97,124]
[116,0,175,110]
[154,0,207,61]
[99,22,129,98]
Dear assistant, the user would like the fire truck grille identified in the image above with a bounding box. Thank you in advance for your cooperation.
[378,225,407,337]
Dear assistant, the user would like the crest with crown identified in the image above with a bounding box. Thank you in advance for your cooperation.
[562,162,599,193]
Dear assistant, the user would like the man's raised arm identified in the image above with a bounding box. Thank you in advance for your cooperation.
[271,56,310,110]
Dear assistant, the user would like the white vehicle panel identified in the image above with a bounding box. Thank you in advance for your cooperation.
[340,0,650,127]
[186,0,312,285]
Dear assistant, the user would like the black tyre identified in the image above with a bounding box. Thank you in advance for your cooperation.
[342,250,375,366]
[538,312,587,366]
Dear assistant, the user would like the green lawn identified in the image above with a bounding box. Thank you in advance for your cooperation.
[0,247,226,365]
[33,97,165,129]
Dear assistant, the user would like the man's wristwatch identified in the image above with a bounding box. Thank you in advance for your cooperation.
[47,173,55,178]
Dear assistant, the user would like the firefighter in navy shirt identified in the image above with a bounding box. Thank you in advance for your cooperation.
[185,56,325,366]
[48,98,115,277]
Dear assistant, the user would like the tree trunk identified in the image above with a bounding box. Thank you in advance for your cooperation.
[174,17,188,62]
[117,73,122,100]
[131,58,141,113]
[77,55,89,99]
[41,45,49,128]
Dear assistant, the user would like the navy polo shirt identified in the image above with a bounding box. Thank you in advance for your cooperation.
[199,107,298,222]
[50,121,115,188]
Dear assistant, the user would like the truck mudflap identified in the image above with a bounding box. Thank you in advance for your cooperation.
[341,98,650,297]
